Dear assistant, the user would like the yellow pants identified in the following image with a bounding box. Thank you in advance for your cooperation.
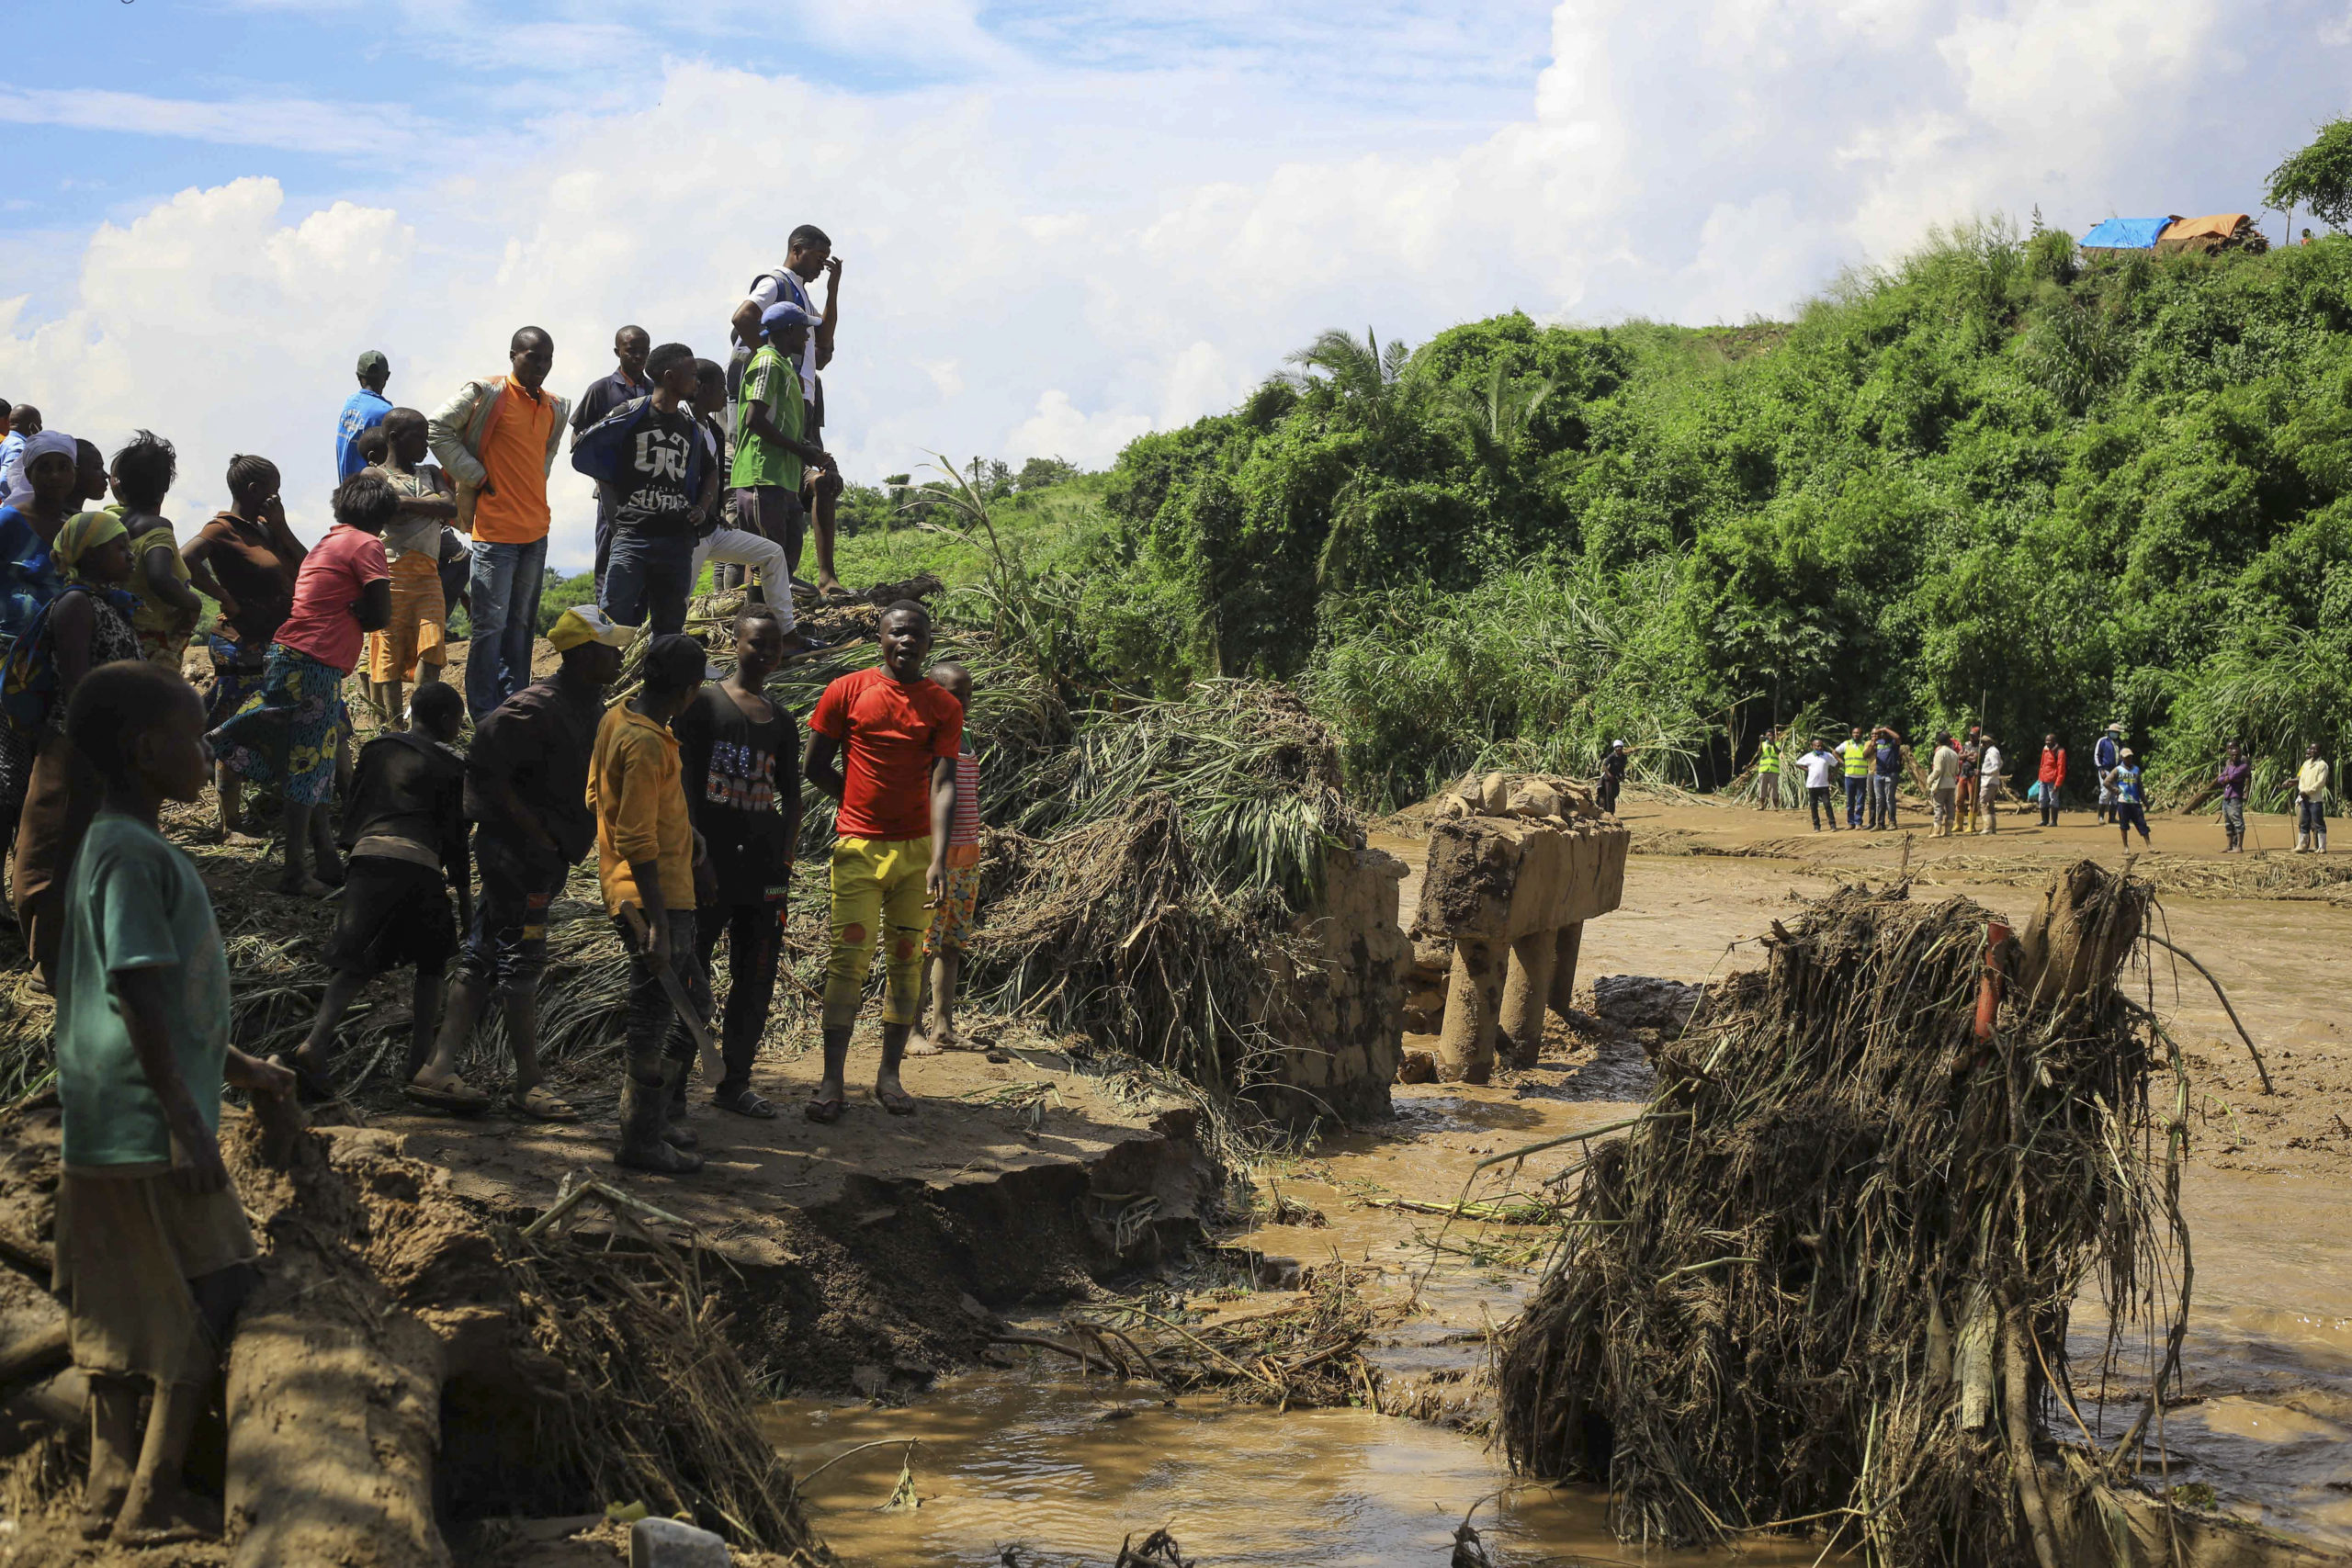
[823,836,933,1030]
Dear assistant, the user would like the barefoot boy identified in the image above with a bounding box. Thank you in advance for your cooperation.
[52,661,295,1544]
[803,602,961,1120]
[290,681,469,1100]
[911,660,979,1055]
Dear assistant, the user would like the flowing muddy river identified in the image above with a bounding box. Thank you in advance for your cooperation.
[774,839,2352,1563]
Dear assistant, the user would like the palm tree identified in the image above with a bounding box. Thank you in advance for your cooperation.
[1285,327,1412,435]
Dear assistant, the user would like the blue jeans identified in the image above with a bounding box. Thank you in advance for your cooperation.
[1870,774,1898,828]
[603,529,695,634]
[465,536,548,721]
[2301,797,2327,836]
[1845,776,1866,827]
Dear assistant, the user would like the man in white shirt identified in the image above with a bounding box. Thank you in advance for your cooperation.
[1976,736,2006,835]
[1799,739,1840,833]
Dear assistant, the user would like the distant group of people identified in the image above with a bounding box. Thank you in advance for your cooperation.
[0,226,1017,1544]
[1747,723,2331,851]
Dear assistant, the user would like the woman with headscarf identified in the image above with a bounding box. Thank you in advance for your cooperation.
[182,455,305,840]
[0,431,74,646]
[6,508,141,987]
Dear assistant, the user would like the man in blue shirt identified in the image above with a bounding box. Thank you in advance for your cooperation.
[335,351,395,480]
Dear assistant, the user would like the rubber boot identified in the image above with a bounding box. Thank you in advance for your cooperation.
[616,1072,703,1174]
[660,1059,698,1150]
[2295,832,2311,854]
[2320,830,2329,854]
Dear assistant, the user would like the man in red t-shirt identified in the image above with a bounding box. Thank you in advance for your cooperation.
[803,601,962,1121]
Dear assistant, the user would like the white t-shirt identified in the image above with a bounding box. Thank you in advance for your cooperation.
[1801,750,1837,789]
[1979,744,2004,779]
[740,266,820,391]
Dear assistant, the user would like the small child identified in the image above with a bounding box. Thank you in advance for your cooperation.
[52,662,295,1545]
[289,682,470,1100]
[2113,749,2151,849]
[913,661,983,1055]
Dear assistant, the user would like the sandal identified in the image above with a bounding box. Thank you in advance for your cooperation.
[805,1096,845,1125]
[506,1085,581,1122]
[876,1085,919,1116]
[715,1087,779,1120]
[403,1074,493,1115]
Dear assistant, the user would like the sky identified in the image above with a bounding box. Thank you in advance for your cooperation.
[3,0,2350,570]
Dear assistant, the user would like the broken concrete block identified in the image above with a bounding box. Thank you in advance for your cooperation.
[631,1517,729,1567]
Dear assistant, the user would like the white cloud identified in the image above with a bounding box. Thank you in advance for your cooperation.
[0,89,430,154]
[1009,391,1157,470]
[6,1,2345,571]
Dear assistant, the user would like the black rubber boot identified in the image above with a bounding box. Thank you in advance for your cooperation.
[616,1073,703,1174]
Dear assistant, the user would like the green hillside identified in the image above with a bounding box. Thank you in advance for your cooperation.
[1062,221,2352,809]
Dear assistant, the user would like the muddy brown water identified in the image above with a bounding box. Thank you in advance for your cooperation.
[771,835,2352,1562]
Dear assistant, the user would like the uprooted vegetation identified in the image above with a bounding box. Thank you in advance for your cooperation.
[1497,862,2186,1566]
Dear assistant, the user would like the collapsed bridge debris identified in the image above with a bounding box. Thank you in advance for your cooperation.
[1497,861,2187,1568]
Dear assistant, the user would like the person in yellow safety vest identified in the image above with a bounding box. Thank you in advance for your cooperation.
[1755,728,1781,810]
[1838,727,1871,829]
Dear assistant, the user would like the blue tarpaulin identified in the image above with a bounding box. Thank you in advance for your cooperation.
[2080,216,2177,250]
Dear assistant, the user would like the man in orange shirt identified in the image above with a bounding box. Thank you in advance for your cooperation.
[427,327,573,719]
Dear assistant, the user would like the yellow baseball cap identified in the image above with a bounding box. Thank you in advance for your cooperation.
[547,604,635,652]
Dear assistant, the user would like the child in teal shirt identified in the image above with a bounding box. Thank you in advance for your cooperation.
[52,660,293,1544]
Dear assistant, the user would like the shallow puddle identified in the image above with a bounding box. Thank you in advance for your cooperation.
[765,1370,1815,1567]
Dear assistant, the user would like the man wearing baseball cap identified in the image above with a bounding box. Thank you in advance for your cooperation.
[338,350,395,480]
[731,301,831,595]
[406,604,632,1119]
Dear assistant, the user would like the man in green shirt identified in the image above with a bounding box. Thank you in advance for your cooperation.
[1755,727,1782,810]
[53,661,296,1545]
[731,301,829,582]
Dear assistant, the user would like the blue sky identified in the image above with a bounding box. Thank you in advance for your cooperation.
[6,1,2350,568]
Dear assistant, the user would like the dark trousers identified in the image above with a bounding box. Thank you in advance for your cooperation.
[2116,803,2150,843]
[692,895,786,1094]
[2040,788,2062,826]
[616,908,710,1085]
[602,530,696,634]
[457,830,567,994]
[1808,785,1837,830]
[592,485,616,592]
[1598,777,1621,816]
[1869,774,1898,829]
[1844,776,1866,827]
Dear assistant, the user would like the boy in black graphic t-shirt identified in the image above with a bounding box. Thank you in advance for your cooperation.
[572,341,718,636]
[671,604,800,1117]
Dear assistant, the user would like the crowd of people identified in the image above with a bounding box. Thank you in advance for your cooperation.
[0,225,1016,1544]
[1747,724,2331,851]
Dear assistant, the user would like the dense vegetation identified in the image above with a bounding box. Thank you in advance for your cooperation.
[1016,221,2352,809]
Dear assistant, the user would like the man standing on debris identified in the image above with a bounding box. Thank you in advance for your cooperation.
[1928,734,1961,836]
[729,226,846,597]
[1975,732,2005,834]
[428,326,571,721]
[2218,743,2252,853]
[1798,738,1839,832]
[2037,733,2066,828]
[52,661,296,1547]
[573,342,710,636]
[673,607,800,1120]
[591,632,715,1174]
[1598,739,1628,817]
[406,605,632,1118]
[2296,743,2330,852]
[2093,724,2122,824]
[1838,727,1870,829]
[803,601,963,1122]
[571,325,653,592]
[1753,728,1781,810]
[336,350,394,481]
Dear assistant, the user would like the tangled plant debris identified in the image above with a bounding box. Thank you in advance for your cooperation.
[1497,861,2186,1568]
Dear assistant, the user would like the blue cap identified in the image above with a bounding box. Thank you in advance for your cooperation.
[761,301,814,333]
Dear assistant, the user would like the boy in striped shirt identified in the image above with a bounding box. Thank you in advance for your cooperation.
[913,661,982,1055]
